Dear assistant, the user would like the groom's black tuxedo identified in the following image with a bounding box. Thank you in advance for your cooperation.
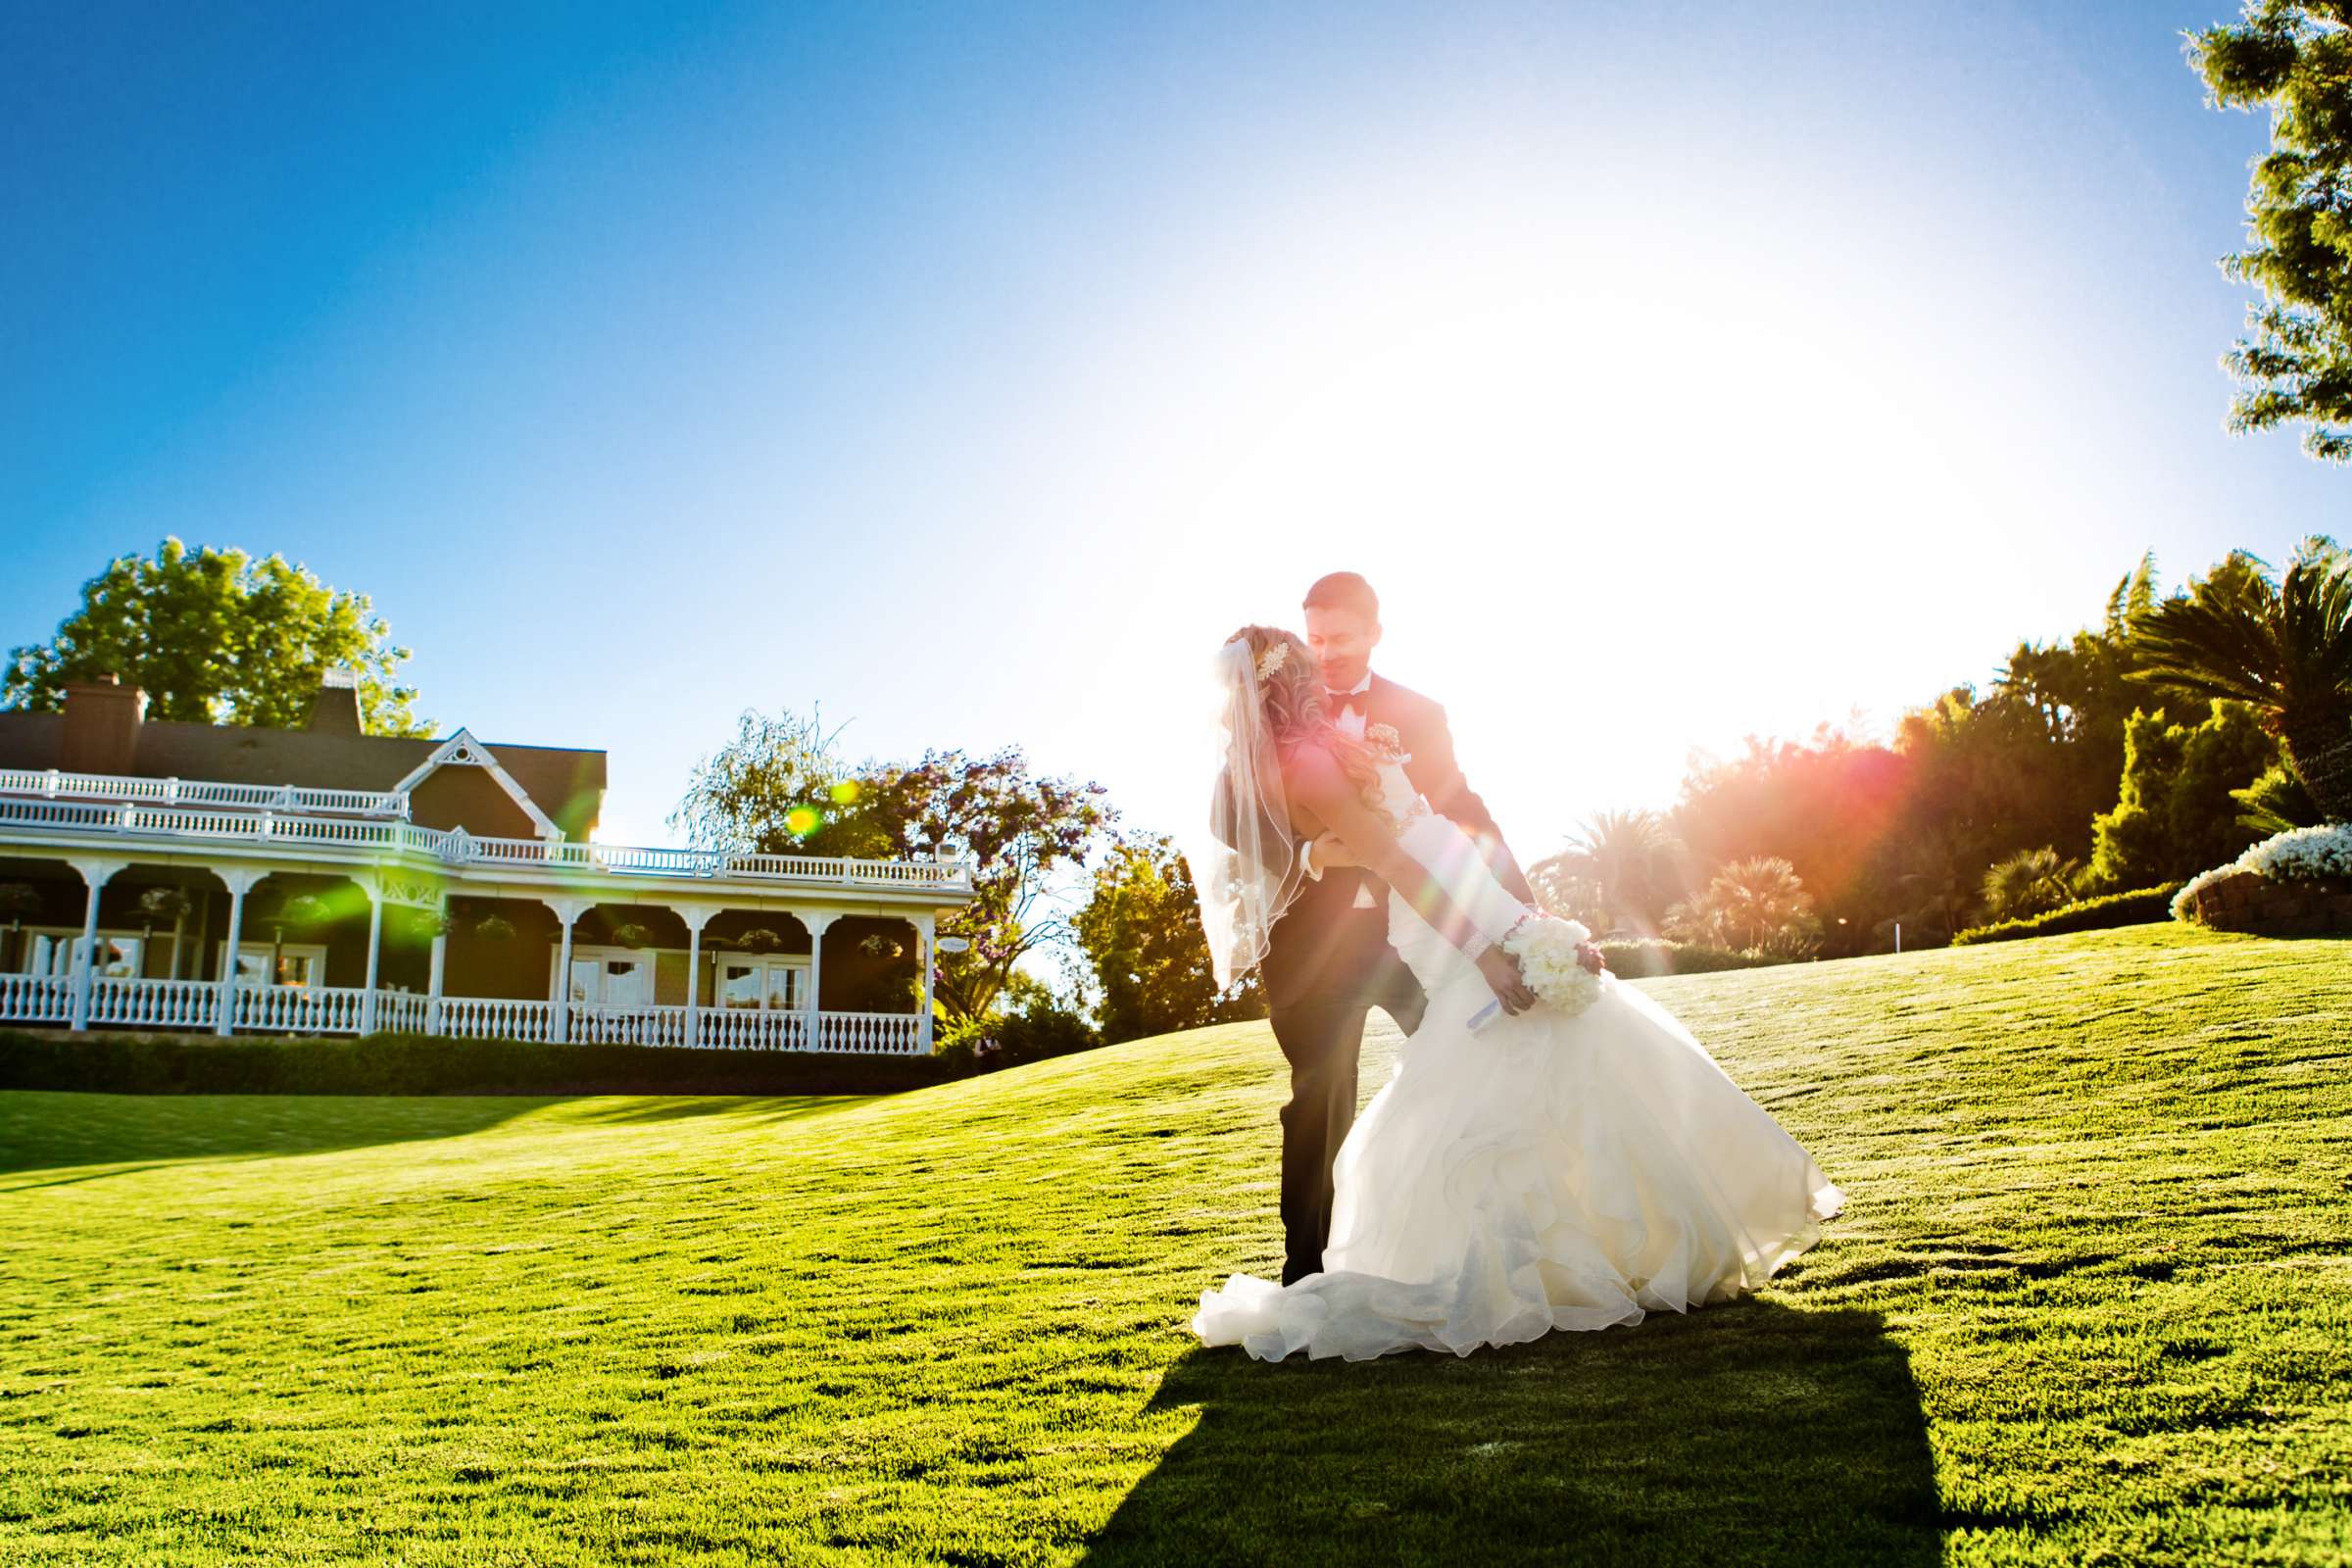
[1260,674,1533,1286]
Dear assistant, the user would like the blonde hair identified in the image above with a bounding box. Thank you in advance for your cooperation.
[1223,624,1387,818]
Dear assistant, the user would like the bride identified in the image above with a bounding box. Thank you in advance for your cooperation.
[1186,625,1843,1362]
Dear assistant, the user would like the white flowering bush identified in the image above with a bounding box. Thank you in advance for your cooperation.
[1503,914,1606,1017]
[2172,823,2352,919]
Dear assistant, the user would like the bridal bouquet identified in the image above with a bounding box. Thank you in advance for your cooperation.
[1502,914,1608,1016]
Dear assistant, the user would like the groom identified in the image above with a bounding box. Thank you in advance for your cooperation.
[1263,571,1537,1286]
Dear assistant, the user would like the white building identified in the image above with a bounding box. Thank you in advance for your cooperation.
[0,675,971,1054]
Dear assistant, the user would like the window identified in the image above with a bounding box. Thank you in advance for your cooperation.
[221,943,327,987]
[16,931,144,977]
[567,950,651,1007]
[717,956,807,1009]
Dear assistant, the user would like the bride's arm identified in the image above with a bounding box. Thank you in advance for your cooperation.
[1287,747,1537,1012]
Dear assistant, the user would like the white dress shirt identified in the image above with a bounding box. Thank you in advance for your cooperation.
[1305,671,1379,906]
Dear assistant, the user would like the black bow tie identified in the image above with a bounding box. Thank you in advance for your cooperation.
[1327,688,1366,715]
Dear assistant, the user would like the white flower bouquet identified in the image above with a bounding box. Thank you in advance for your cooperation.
[1502,913,1608,1017]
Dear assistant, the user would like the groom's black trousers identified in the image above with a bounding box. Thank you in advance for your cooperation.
[1270,1000,1367,1288]
[1268,969,1426,1287]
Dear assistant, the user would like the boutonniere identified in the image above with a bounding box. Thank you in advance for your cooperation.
[1363,722,1409,763]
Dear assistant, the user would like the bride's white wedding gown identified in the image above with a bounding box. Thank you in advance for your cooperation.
[1193,760,1844,1362]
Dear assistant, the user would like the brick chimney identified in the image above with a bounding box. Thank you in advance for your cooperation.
[306,667,367,735]
[60,674,146,774]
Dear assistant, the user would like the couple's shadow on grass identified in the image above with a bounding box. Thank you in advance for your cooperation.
[1084,1299,1936,1567]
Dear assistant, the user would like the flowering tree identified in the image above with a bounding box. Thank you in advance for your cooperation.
[674,710,1113,1028]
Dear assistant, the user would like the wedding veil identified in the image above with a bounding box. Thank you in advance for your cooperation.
[1185,636,1305,992]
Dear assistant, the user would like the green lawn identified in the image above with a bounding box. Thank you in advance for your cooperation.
[2,924,2348,1565]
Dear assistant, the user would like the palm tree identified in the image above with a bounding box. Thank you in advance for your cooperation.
[2131,537,2352,821]
[1534,809,1688,938]
[1980,848,2079,925]
[1666,857,1822,958]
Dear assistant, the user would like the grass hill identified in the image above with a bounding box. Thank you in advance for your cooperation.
[2,924,2347,1565]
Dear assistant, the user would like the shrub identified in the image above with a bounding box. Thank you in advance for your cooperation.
[1980,848,2081,925]
[0,1030,965,1097]
[2173,823,2352,918]
[1950,885,2184,946]
[1662,857,1822,959]
[1592,940,1782,978]
[934,1003,1102,1071]
[2087,703,2278,890]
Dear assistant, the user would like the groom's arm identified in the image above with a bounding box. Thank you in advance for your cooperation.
[1410,701,1537,906]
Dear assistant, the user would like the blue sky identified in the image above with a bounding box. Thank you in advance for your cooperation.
[1,1,2338,856]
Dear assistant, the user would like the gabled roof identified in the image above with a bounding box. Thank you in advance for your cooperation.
[389,728,561,839]
[0,712,607,841]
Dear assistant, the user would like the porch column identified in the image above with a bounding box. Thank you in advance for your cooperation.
[66,858,127,1033]
[914,911,937,1054]
[544,898,592,1045]
[674,903,721,1050]
[358,878,384,1035]
[425,914,448,1035]
[798,909,838,1052]
[213,866,267,1037]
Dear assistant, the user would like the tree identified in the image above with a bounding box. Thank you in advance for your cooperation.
[1979,848,2081,925]
[2,539,427,733]
[2087,702,2283,888]
[674,709,1114,1030]
[2130,537,2352,819]
[852,750,1113,1027]
[1073,835,1263,1045]
[1664,857,1822,958]
[1673,724,1913,956]
[669,707,885,858]
[2234,758,2325,834]
[2190,4,2352,460]
[1527,857,1609,930]
[1532,809,1688,938]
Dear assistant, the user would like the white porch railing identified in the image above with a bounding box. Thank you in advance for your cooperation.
[809,1011,927,1054]
[235,983,370,1035]
[0,768,406,817]
[376,991,430,1034]
[0,977,929,1054]
[0,972,72,1024]
[567,1004,688,1048]
[0,793,972,893]
[697,1007,810,1053]
[435,997,553,1043]
[87,975,220,1031]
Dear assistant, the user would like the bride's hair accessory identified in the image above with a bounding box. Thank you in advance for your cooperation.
[1222,625,1391,821]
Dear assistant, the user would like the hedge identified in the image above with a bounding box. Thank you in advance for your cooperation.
[1948,883,2184,947]
[0,1029,964,1098]
[1592,940,1783,978]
